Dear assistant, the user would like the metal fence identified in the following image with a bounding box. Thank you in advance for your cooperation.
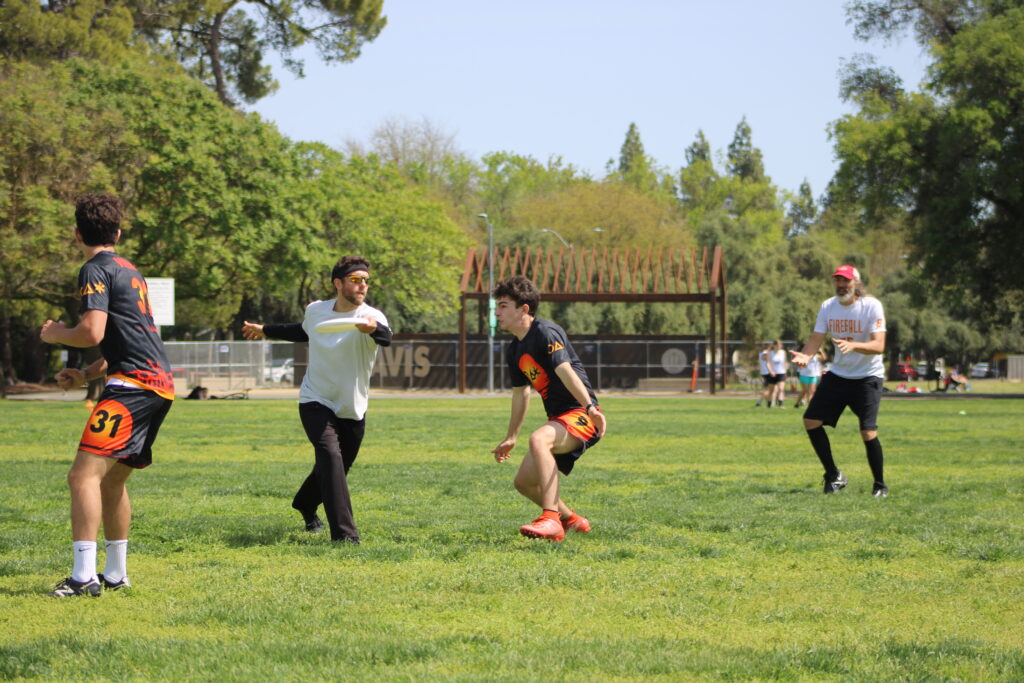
[164,337,755,392]
[164,341,295,392]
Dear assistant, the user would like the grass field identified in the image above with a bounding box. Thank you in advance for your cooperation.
[1,396,1022,680]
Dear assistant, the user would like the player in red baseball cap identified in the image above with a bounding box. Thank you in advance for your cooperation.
[788,266,890,498]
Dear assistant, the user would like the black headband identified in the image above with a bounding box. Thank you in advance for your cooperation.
[335,263,370,278]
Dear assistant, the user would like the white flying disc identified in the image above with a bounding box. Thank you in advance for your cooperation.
[315,316,366,333]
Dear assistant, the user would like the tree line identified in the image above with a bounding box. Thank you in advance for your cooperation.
[2,0,1021,390]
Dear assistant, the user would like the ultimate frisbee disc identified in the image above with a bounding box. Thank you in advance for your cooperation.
[314,316,365,333]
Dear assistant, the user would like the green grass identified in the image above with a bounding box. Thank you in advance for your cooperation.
[1,396,1022,681]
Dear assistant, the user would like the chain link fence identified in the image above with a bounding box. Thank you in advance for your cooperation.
[164,337,759,393]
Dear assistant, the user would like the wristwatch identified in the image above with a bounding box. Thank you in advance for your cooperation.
[585,402,598,412]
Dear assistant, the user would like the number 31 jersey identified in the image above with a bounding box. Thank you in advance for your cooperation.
[78,251,175,399]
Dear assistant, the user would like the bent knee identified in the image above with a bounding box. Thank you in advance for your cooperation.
[860,430,878,441]
[803,418,823,431]
[528,428,556,453]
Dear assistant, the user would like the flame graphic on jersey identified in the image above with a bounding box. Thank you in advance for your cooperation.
[111,360,175,401]
[519,353,550,399]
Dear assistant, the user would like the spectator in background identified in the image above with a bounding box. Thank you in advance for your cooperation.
[795,346,826,408]
[769,340,788,407]
[755,342,773,407]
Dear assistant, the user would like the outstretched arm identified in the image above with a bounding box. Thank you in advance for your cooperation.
[789,332,827,368]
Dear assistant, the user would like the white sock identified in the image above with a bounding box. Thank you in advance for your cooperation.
[102,539,128,583]
[71,541,97,583]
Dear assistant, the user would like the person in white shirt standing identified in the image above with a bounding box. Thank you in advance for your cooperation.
[769,340,788,407]
[754,341,774,407]
[794,347,826,409]
[242,256,392,543]
[789,265,889,497]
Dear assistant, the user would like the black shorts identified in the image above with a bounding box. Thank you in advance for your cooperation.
[803,372,883,431]
[78,384,173,469]
[549,407,601,475]
[765,373,784,385]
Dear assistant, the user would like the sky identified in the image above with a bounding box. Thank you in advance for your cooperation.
[250,1,929,197]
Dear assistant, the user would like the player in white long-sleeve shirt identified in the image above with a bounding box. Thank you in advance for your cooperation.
[789,265,889,498]
[242,256,391,542]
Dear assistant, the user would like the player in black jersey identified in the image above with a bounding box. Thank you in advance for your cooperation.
[490,276,606,542]
[40,193,174,597]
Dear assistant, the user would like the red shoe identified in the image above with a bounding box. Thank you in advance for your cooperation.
[562,512,591,534]
[519,515,565,542]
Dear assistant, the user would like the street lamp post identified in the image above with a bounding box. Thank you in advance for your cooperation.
[539,228,571,249]
[477,213,495,393]
[540,227,605,249]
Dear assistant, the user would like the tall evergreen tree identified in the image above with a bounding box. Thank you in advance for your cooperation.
[685,130,712,165]
[786,180,817,237]
[726,117,766,182]
[616,122,658,191]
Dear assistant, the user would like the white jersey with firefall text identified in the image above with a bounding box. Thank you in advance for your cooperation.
[814,295,886,379]
[299,299,388,420]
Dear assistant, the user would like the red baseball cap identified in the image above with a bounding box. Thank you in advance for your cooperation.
[833,265,860,281]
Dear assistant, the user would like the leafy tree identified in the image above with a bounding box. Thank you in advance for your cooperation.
[0,0,386,106]
[512,182,689,250]
[344,116,479,211]
[137,0,386,105]
[832,1,1024,330]
[477,152,581,232]
[0,59,137,385]
[285,146,471,333]
[0,0,136,63]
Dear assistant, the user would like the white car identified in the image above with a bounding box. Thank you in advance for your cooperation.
[265,359,294,384]
[970,362,991,379]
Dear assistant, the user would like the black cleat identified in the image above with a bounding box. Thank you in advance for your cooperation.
[823,471,848,494]
[98,573,131,591]
[872,482,889,498]
[49,576,101,598]
[304,515,323,533]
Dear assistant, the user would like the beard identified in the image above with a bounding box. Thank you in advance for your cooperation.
[343,291,365,307]
[836,286,856,304]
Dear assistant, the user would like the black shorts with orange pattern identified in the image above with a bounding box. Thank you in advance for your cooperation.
[549,406,601,475]
[78,384,173,469]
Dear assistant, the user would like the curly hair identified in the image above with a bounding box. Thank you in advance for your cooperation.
[75,193,123,246]
[492,276,540,315]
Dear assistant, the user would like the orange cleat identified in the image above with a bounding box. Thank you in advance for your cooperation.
[519,515,565,542]
[562,512,591,534]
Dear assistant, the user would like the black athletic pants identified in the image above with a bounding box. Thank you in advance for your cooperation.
[294,401,366,542]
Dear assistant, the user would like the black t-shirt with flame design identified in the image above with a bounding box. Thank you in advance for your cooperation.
[507,318,595,418]
[78,251,175,400]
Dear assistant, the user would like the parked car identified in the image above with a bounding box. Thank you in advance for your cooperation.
[970,362,993,379]
[895,362,918,380]
[265,358,294,384]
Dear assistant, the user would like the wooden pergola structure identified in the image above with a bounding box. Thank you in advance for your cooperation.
[458,244,727,393]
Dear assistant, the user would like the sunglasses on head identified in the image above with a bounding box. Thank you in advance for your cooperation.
[346,275,370,284]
